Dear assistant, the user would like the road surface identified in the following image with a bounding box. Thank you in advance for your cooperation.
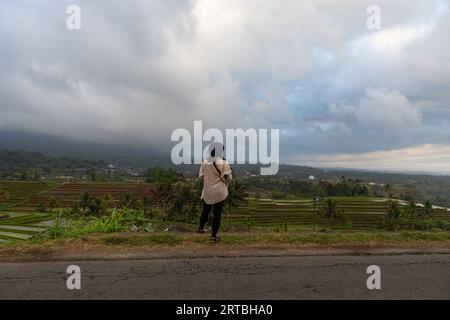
[0,254,449,299]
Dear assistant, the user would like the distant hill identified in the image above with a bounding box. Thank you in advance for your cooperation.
[0,130,167,167]
[177,163,450,207]
[0,131,449,207]
[0,149,104,180]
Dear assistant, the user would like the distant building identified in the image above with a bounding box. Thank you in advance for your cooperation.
[56,176,73,180]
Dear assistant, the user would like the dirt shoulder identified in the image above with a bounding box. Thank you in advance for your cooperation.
[1,231,450,263]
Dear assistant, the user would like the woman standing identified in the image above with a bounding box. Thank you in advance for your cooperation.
[198,142,232,242]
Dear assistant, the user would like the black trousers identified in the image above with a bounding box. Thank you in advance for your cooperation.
[199,199,225,238]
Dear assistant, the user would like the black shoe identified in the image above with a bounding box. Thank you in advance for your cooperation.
[211,236,221,243]
[197,228,205,234]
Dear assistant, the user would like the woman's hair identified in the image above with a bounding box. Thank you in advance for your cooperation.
[209,142,225,158]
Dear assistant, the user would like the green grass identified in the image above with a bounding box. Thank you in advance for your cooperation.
[191,231,450,245]
[103,234,183,246]
[2,226,450,249]
[99,230,450,247]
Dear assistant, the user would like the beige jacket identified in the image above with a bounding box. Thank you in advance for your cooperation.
[199,159,232,204]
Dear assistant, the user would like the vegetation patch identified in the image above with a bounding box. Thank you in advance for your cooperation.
[191,231,450,246]
[103,234,183,246]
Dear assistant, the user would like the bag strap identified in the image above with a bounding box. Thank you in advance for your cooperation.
[212,161,222,177]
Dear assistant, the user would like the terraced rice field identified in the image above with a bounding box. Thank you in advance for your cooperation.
[0,181,155,242]
[1,181,449,240]
[0,181,55,209]
[0,212,52,242]
[15,182,156,210]
[226,198,450,230]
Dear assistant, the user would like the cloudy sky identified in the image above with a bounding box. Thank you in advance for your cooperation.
[1,0,449,172]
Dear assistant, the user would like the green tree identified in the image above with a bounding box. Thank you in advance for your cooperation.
[321,198,343,227]
[0,189,10,204]
[87,196,103,216]
[424,200,434,218]
[145,167,181,184]
[383,201,404,230]
[164,182,200,223]
[79,192,91,213]
[226,180,248,211]
[120,193,133,209]
[155,182,176,207]
[87,196,113,216]
[405,201,417,230]
[141,195,154,217]
[101,193,115,210]
[386,201,402,219]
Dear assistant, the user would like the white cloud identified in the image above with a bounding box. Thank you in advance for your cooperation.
[328,88,421,130]
[291,144,450,173]
[355,88,421,129]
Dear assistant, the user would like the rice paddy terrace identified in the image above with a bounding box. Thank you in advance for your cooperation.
[0,181,55,242]
[1,181,450,242]
[0,212,52,242]
[0,181,155,242]
[0,181,54,209]
[14,182,156,210]
[226,198,450,230]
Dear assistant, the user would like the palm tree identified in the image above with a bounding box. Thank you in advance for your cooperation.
[386,201,402,219]
[79,192,91,213]
[141,195,154,216]
[384,201,403,230]
[155,182,175,207]
[88,196,103,216]
[101,193,115,211]
[406,201,417,217]
[424,200,434,218]
[120,192,133,209]
[224,180,248,227]
[226,181,248,211]
[405,201,417,230]
[321,198,342,227]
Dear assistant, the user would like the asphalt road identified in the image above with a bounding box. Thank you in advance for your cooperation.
[0,254,449,299]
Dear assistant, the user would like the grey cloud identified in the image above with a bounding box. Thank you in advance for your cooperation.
[0,0,449,171]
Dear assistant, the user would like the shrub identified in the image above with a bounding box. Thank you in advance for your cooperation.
[271,191,287,199]
[44,209,153,239]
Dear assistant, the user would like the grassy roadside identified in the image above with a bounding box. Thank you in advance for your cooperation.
[1,230,450,263]
[2,230,450,249]
[100,230,450,247]
[1,208,450,256]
